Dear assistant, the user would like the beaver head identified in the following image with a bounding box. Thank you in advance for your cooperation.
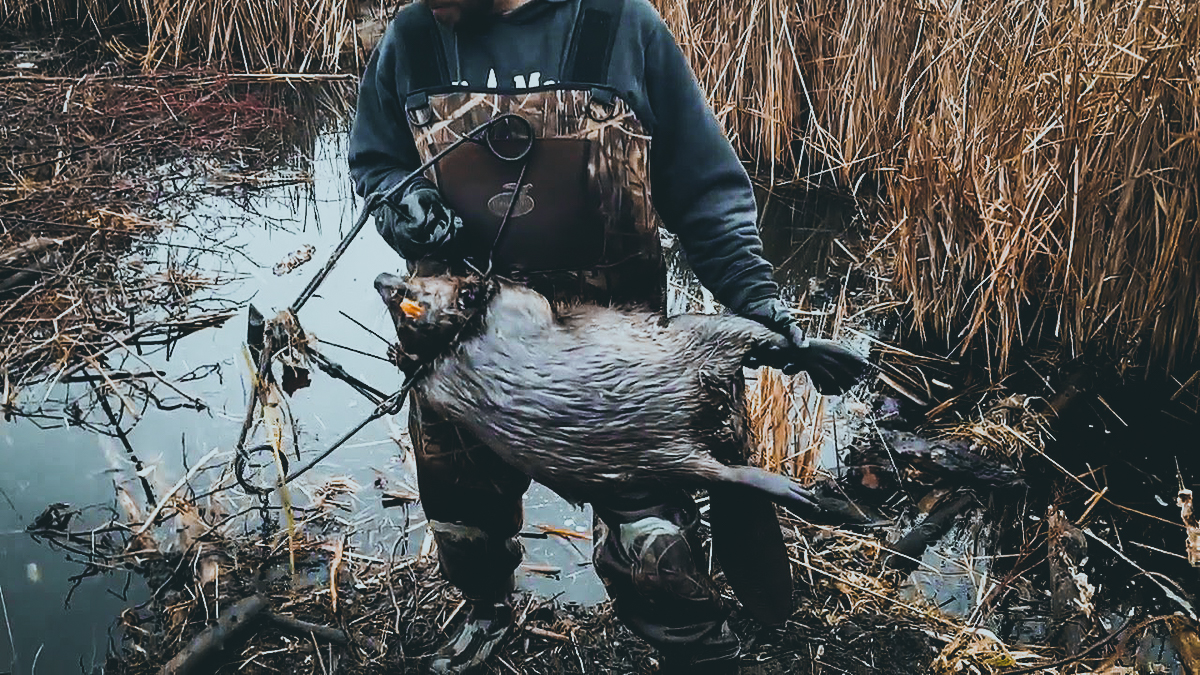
[374,272,493,372]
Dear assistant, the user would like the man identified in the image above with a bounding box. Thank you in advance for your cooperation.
[349,0,865,672]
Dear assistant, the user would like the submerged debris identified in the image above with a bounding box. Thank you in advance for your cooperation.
[0,54,352,409]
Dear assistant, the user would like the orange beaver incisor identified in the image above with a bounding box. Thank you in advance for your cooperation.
[399,298,424,319]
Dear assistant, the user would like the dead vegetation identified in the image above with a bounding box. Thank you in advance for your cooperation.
[657,0,1200,373]
[6,0,1193,375]
[36,403,1199,675]
[0,0,370,72]
[0,58,353,404]
[2,2,1198,673]
[15,442,967,675]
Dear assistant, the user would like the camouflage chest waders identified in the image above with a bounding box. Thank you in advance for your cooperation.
[399,0,739,666]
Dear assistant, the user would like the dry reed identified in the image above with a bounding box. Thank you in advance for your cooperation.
[747,368,824,483]
[657,0,806,183]
[35,447,953,675]
[656,0,1200,374]
[138,0,360,72]
[1,0,365,72]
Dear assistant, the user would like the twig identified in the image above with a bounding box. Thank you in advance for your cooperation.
[315,337,392,363]
[0,280,45,324]
[311,632,328,675]
[525,626,571,642]
[1083,528,1197,620]
[30,643,43,675]
[383,537,412,651]
[108,332,207,409]
[440,600,467,633]
[268,614,348,645]
[283,382,414,486]
[134,448,222,537]
[225,73,356,81]
[53,311,237,385]
[338,310,392,346]
[84,355,140,421]
[91,375,158,507]
[0,578,15,673]
[998,615,1170,675]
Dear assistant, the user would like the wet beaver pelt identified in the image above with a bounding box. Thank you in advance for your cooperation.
[375,272,820,511]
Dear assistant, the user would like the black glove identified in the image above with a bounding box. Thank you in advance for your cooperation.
[375,180,462,260]
[739,297,870,395]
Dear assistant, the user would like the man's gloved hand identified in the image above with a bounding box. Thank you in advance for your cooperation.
[739,297,870,395]
[376,180,463,260]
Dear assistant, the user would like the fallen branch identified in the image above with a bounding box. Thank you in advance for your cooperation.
[885,491,976,576]
[159,595,269,675]
[265,612,349,645]
[157,594,351,675]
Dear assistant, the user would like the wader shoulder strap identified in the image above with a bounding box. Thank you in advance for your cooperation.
[400,4,451,100]
[564,0,626,87]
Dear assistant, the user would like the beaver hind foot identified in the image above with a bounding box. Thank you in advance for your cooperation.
[715,465,820,513]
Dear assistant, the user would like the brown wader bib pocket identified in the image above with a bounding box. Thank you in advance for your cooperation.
[406,87,661,280]
[435,138,606,272]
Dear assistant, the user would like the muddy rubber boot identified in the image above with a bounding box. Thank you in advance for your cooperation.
[659,621,742,674]
[428,600,513,674]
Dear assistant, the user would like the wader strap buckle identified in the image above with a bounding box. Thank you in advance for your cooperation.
[406,91,433,127]
[588,87,617,121]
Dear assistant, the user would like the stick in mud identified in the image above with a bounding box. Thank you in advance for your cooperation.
[158,595,269,675]
[1048,507,1091,655]
[266,612,349,645]
[157,593,352,675]
[884,491,976,576]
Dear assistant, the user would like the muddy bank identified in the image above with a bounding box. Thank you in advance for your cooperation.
[43,491,942,675]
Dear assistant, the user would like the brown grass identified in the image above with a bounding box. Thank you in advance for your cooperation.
[748,368,825,482]
[657,0,806,182]
[657,0,1200,374]
[9,0,1199,371]
[138,0,360,72]
[1,0,364,72]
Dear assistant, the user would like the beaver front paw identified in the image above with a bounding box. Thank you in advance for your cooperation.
[747,338,871,395]
[387,342,424,375]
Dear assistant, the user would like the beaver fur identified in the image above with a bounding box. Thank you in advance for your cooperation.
[375,272,819,511]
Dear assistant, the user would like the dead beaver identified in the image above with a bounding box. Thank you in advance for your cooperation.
[375,272,866,511]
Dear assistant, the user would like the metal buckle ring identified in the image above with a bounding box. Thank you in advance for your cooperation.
[481,113,535,162]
